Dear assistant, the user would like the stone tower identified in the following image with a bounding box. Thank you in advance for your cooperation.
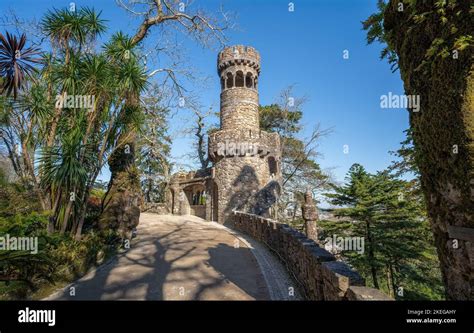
[209,45,281,225]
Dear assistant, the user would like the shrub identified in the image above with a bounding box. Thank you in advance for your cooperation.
[0,211,121,299]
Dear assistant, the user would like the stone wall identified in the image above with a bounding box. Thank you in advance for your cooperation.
[190,205,206,219]
[141,202,170,215]
[209,128,280,160]
[218,45,261,65]
[220,88,259,130]
[232,211,392,300]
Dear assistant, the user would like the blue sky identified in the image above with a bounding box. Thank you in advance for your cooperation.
[1,0,409,184]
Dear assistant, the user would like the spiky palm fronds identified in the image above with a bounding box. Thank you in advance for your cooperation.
[0,32,41,99]
[41,7,106,50]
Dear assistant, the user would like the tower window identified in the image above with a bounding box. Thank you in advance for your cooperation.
[235,71,244,87]
[221,77,225,90]
[246,72,253,88]
[226,72,234,88]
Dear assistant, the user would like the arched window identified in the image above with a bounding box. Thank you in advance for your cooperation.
[235,71,244,87]
[221,77,225,90]
[245,72,253,88]
[226,72,234,88]
[196,191,201,205]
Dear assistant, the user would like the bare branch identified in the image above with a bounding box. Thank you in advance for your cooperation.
[117,0,232,47]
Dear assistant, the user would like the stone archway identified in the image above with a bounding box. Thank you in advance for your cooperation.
[182,184,206,219]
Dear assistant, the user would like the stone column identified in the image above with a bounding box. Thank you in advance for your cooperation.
[302,190,318,241]
[169,183,180,215]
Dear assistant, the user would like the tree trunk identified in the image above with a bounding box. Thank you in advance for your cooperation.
[99,133,142,239]
[48,188,62,233]
[21,141,47,210]
[384,1,473,300]
[47,93,66,147]
[389,263,396,298]
[386,263,395,298]
[146,177,152,202]
[60,198,73,234]
[366,220,379,289]
[74,189,92,241]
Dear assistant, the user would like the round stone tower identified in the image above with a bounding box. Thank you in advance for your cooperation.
[209,45,281,225]
[218,45,261,130]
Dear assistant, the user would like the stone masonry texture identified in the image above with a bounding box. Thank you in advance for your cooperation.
[232,211,392,300]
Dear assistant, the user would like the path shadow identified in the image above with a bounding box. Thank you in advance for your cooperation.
[49,226,194,300]
[192,242,270,300]
[48,218,270,300]
[224,165,281,226]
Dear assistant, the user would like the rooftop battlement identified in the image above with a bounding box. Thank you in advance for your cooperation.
[218,45,260,75]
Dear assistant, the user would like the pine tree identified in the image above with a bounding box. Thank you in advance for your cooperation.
[323,163,443,299]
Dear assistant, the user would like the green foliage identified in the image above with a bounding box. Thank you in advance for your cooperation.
[39,124,89,191]
[259,104,302,135]
[259,99,331,220]
[41,7,106,49]
[362,0,399,72]
[259,102,327,190]
[0,32,42,98]
[0,4,154,245]
[0,178,42,218]
[365,1,474,299]
[323,163,444,300]
[104,32,137,62]
[0,210,120,300]
[388,129,419,177]
[137,85,172,203]
[0,6,150,237]
[18,82,54,121]
[363,0,473,73]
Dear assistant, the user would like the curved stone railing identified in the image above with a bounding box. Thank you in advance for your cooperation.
[232,211,392,300]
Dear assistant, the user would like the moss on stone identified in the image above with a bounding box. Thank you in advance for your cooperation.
[384,0,473,300]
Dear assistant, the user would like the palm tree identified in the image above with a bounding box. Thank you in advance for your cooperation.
[37,8,107,226]
[41,7,106,146]
[39,118,92,233]
[41,7,106,58]
[77,33,148,240]
[0,32,41,99]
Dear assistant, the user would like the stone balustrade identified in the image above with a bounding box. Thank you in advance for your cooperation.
[232,211,392,301]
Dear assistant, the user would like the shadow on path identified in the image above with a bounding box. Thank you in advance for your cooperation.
[46,214,270,300]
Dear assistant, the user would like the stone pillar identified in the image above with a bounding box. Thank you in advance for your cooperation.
[204,180,213,221]
[178,189,190,215]
[169,182,180,215]
[302,190,318,241]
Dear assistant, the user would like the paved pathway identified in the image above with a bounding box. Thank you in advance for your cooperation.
[46,213,300,300]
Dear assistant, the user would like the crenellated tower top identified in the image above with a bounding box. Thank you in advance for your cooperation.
[217,45,260,92]
[217,45,261,130]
